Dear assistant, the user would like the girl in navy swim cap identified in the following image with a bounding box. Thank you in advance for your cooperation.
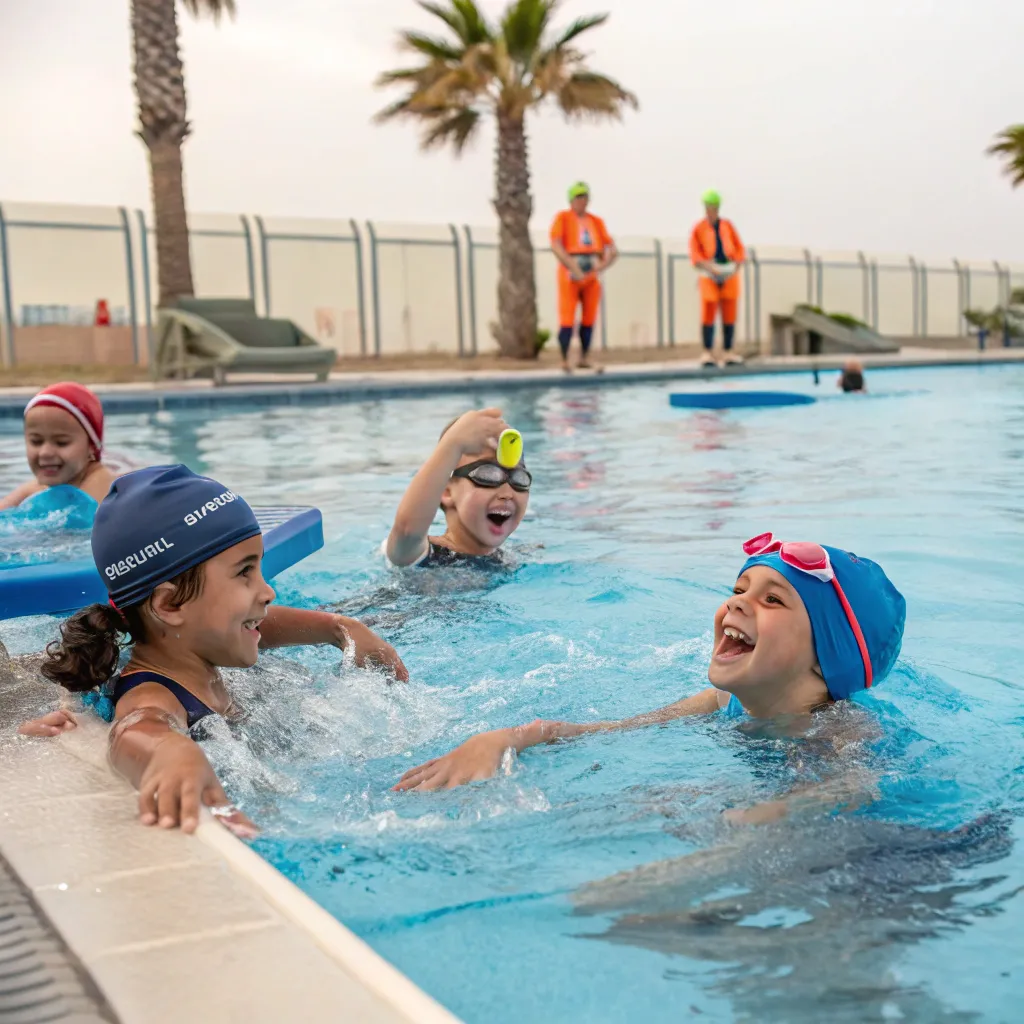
[21,465,407,836]
[394,532,906,816]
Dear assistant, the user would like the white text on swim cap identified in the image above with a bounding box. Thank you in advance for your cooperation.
[105,538,175,579]
[183,490,238,527]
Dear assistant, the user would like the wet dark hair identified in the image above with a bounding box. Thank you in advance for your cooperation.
[41,565,205,692]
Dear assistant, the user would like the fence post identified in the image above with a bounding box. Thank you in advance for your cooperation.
[908,256,919,336]
[803,249,814,304]
[751,247,761,345]
[135,210,154,367]
[448,224,465,357]
[993,259,1006,307]
[366,221,381,357]
[952,258,964,335]
[919,263,928,337]
[254,215,270,315]
[743,252,751,346]
[654,239,664,347]
[870,260,879,330]
[857,251,869,323]
[464,225,479,355]
[0,203,14,367]
[239,215,256,304]
[349,218,367,357]
[117,207,140,363]
[667,254,676,345]
[815,256,823,308]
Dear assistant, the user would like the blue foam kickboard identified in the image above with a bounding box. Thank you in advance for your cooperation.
[0,506,324,620]
[669,391,817,409]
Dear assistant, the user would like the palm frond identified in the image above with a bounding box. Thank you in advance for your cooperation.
[417,0,493,45]
[398,30,466,61]
[550,13,608,49]
[422,107,483,153]
[501,0,558,63]
[180,0,236,21]
[988,125,1024,188]
[556,71,638,120]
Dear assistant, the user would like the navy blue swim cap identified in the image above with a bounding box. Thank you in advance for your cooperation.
[92,464,260,608]
[740,542,905,701]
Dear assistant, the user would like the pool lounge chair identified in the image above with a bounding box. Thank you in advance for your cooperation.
[154,297,337,384]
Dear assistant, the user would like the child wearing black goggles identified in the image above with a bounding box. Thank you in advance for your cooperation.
[385,409,531,568]
[451,460,532,492]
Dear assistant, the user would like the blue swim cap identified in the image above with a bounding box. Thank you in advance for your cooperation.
[92,465,260,608]
[740,543,905,701]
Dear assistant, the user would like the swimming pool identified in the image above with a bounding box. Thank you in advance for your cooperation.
[2,365,1022,1023]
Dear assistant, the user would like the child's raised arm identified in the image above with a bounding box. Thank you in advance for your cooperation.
[386,408,507,566]
[394,688,722,791]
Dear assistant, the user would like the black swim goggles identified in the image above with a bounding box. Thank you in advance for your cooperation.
[451,459,532,492]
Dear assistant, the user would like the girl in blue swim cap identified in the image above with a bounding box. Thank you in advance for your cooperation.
[22,465,407,835]
[394,532,906,813]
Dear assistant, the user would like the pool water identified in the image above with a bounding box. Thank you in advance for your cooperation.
[2,366,1022,1023]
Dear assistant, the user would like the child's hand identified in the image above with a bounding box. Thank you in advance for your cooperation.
[393,729,516,790]
[138,733,258,837]
[18,709,77,737]
[332,616,409,681]
[443,408,507,458]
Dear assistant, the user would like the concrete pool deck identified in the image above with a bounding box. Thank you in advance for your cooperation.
[0,347,1021,417]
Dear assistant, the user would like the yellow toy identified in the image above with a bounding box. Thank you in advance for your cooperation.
[496,428,523,469]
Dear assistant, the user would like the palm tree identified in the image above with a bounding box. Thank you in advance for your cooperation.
[988,125,1024,188]
[132,0,235,308]
[375,0,636,359]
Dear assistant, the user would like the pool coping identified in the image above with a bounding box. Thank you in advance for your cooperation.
[0,349,1022,417]
[0,717,463,1024]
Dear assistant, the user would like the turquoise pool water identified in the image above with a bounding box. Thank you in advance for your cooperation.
[2,366,1022,1023]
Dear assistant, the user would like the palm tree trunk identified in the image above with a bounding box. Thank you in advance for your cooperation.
[493,112,538,359]
[132,0,195,308]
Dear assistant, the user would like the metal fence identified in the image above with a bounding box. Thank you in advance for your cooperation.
[0,200,1020,366]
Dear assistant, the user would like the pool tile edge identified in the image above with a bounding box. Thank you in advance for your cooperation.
[0,720,463,1024]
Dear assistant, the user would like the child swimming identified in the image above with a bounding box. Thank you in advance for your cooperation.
[386,408,531,567]
[21,464,407,834]
[0,382,119,509]
[394,532,905,797]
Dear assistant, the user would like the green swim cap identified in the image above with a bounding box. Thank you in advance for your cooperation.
[702,189,721,205]
[568,181,590,200]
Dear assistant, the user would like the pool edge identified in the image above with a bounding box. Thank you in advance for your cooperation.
[0,349,1022,418]
[0,718,463,1024]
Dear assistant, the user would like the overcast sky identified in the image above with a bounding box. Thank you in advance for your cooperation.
[2,0,1022,259]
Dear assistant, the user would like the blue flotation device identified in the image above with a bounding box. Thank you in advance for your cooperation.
[669,391,816,409]
[0,504,324,620]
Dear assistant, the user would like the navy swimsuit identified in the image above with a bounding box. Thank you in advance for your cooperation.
[112,670,216,730]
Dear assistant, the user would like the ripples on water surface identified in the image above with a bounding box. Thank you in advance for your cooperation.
[1,366,1022,1023]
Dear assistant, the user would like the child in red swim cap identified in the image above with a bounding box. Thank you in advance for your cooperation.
[0,382,119,509]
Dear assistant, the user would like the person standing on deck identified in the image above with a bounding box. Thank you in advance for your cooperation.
[690,190,746,368]
[550,183,618,373]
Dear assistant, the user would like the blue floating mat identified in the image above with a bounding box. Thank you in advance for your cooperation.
[0,505,323,620]
[669,391,817,409]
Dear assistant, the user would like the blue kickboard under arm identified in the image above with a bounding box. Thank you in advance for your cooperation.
[0,506,324,620]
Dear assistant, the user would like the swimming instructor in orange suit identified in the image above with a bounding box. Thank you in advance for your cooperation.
[690,189,746,367]
[550,182,618,373]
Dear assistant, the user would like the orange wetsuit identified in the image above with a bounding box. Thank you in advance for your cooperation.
[550,210,613,338]
[689,217,745,330]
